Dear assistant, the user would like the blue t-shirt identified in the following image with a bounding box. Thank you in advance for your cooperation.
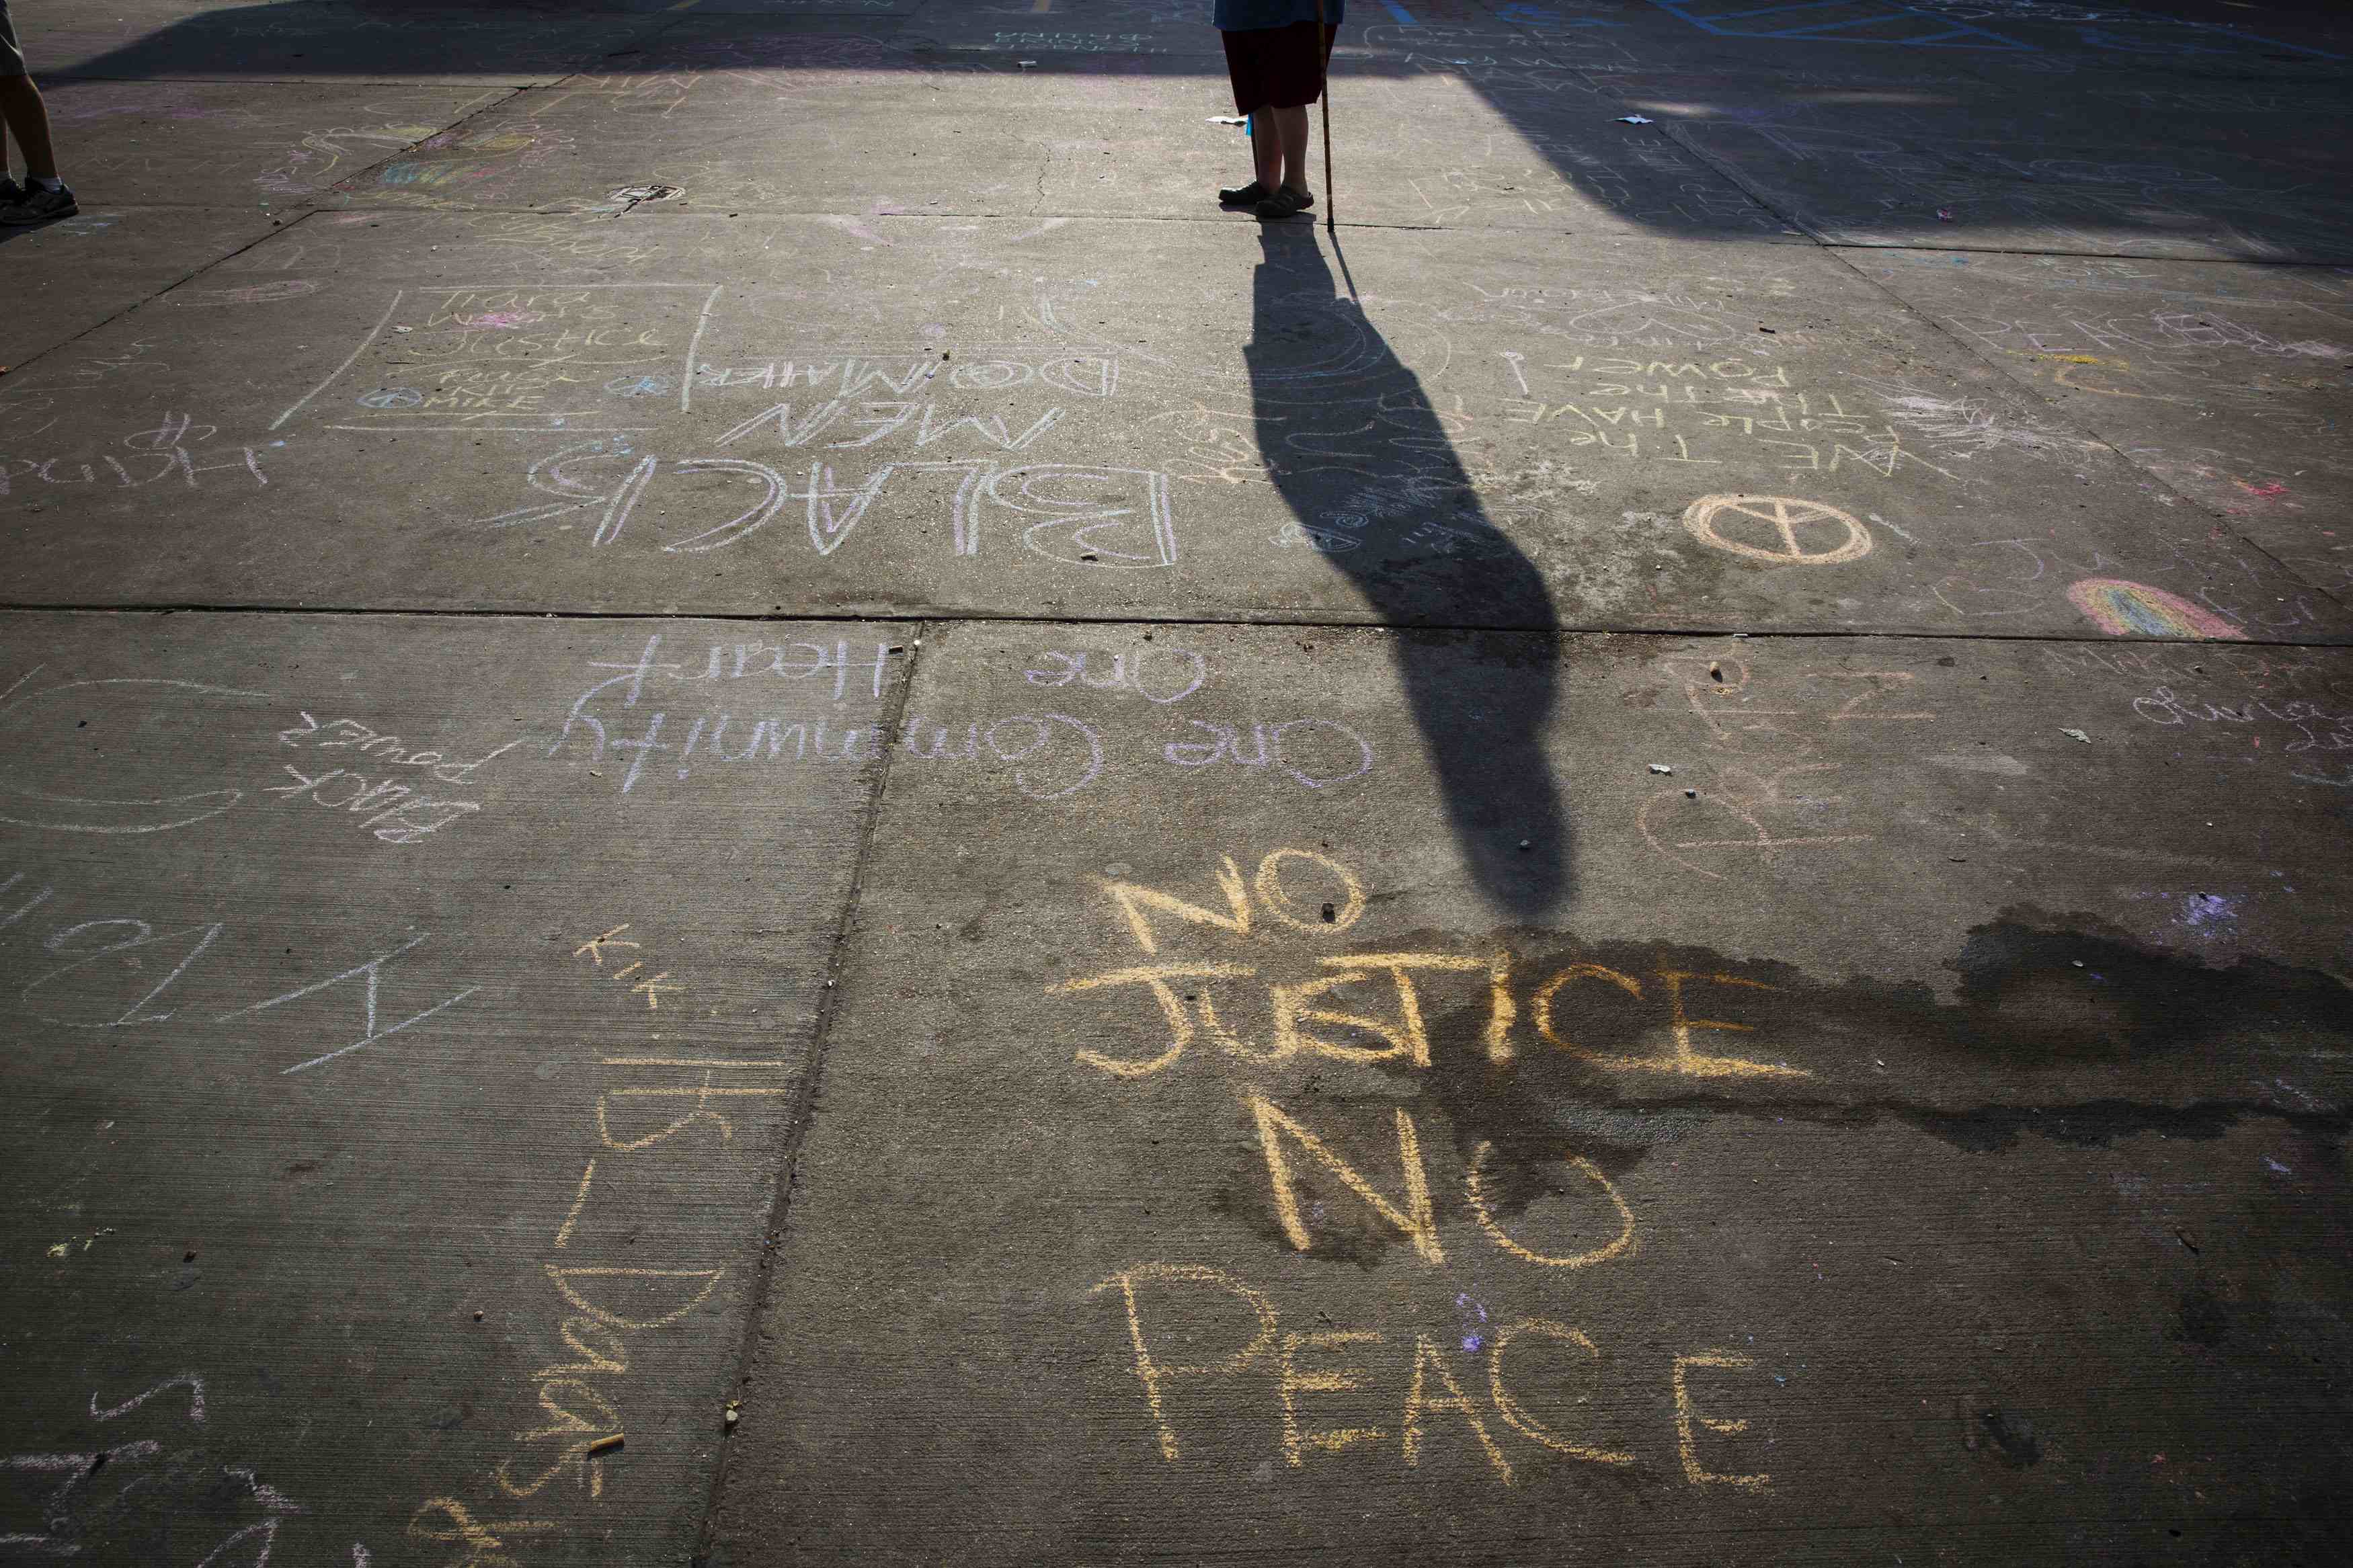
[1214,0,1343,30]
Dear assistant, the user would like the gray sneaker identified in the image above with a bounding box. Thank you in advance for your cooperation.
[0,183,77,225]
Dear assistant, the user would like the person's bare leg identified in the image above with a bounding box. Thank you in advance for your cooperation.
[0,76,59,181]
[1248,106,1279,192]
[1269,104,1311,200]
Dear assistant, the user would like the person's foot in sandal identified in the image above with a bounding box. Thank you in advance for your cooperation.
[1253,186,1313,220]
[1219,179,1273,207]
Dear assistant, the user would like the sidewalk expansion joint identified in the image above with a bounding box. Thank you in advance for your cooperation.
[0,602,2342,653]
[686,618,926,1565]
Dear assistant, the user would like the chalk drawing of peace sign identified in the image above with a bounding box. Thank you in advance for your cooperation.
[1682,494,1872,566]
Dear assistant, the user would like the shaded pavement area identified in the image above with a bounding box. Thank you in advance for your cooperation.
[2,1,2349,1563]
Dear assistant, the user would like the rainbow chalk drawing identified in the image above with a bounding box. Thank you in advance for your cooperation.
[2066,578,2246,641]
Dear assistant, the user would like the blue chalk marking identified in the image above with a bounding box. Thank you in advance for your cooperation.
[1380,1,1418,25]
[2116,597,2176,638]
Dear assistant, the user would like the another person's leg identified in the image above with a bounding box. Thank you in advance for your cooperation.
[0,76,56,179]
[0,0,19,204]
[0,1,75,222]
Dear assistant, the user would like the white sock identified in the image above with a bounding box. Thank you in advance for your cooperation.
[30,176,64,192]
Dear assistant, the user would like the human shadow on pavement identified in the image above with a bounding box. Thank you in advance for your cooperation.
[1244,223,1567,919]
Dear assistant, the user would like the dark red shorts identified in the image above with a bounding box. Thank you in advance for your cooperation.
[1222,21,1336,114]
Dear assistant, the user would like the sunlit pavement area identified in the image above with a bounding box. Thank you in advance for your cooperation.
[3,1,2351,1562]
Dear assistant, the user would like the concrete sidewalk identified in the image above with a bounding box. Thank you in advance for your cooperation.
[2,1,2348,1563]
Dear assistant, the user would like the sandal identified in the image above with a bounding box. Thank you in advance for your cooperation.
[1252,187,1314,220]
[1218,179,1273,206]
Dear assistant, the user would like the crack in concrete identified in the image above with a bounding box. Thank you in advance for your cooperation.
[0,209,330,382]
[688,619,927,1565]
[317,82,534,210]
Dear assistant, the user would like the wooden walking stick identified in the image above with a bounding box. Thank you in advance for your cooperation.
[1315,0,1334,230]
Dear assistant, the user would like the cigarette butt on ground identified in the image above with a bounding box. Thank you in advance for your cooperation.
[587,1433,625,1455]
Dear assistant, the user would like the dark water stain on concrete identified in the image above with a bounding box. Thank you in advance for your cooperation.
[2178,1284,2232,1349]
[1392,905,2348,1214]
[1899,1099,2286,1154]
[1939,915,2349,1067]
[2173,1278,2280,1359]
[1209,1171,1398,1271]
[1202,906,2348,1260]
[1210,1089,1403,1270]
[1979,1407,2042,1468]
